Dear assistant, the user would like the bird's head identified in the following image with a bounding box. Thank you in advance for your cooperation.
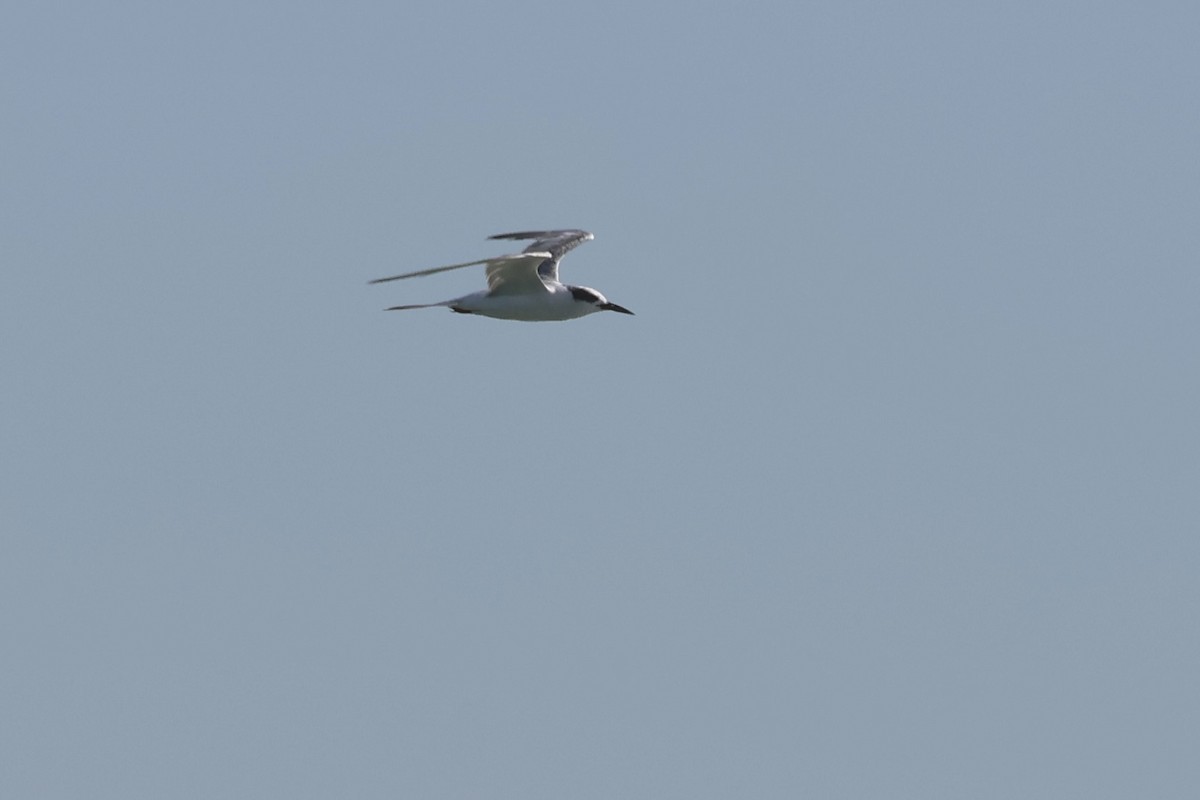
[569,286,634,316]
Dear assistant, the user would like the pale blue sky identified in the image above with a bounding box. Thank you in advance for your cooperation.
[3,1,1198,797]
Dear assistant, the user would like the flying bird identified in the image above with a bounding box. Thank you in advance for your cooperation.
[369,229,633,321]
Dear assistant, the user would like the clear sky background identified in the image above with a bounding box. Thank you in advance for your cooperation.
[3,1,1198,797]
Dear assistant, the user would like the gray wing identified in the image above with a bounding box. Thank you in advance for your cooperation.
[484,253,555,295]
[488,229,594,282]
[368,256,494,284]
[369,252,551,289]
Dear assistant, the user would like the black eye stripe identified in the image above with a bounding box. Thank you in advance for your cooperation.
[570,287,601,304]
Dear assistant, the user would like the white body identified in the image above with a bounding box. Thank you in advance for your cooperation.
[451,286,606,321]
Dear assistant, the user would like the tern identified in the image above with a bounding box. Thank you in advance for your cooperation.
[369,229,633,321]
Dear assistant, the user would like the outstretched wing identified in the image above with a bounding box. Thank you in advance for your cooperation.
[369,256,493,284]
[369,251,551,289]
[488,229,594,282]
[483,253,554,295]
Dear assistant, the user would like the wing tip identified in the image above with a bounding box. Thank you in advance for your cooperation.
[488,229,593,241]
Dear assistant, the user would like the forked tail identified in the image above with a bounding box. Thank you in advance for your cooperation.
[385,301,474,314]
[385,301,451,312]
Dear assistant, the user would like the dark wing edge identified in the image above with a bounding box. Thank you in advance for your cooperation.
[488,229,594,260]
